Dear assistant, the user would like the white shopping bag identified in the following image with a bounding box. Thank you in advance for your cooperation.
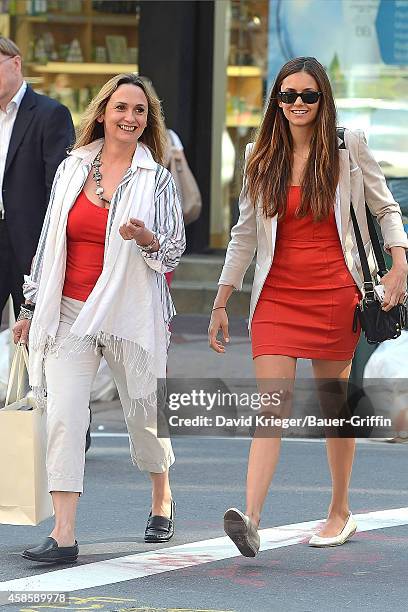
[1,333,118,403]
[0,344,53,525]
[0,329,10,401]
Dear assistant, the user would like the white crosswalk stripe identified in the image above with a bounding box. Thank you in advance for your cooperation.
[0,507,407,593]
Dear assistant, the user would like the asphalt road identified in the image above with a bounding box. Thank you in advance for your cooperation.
[0,434,407,612]
[1,314,407,611]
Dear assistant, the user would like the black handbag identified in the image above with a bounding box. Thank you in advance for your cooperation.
[351,203,407,344]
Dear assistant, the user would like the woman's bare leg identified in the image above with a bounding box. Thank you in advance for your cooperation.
[245,355,297,526]
[49,491,79,546]
[312,358,355,537]
[150,470,172,517]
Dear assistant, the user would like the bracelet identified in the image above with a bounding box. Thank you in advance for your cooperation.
[17,306,34,321]
[139,233,158,253]
[212,306,227,311]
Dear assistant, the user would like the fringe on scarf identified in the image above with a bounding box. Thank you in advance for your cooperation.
[31,386,47,413]
[29,321,168,420]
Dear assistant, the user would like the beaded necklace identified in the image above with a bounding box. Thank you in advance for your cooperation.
[91,149,110,207]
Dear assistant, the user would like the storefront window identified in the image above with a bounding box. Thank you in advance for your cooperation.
[210,0,268,248]
[213,0,408,249]
[216,0,269,248]
[2,0,139,125]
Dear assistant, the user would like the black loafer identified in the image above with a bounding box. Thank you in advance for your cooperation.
[144,500,175,543]
[21,537,78,564]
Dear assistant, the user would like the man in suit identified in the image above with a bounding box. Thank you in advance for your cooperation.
[0,36,75,324]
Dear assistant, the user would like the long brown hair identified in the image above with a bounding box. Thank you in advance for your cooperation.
[245,57,339,220]
[74,74,167,165]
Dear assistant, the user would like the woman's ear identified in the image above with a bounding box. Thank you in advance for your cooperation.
[96,115,104,124]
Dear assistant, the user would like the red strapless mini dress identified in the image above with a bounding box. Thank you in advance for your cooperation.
[251,186,361,361]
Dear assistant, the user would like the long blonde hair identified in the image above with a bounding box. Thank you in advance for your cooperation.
[73,74,167,165]
[245,57,339,221]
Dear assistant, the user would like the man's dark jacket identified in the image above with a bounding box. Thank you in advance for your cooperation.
[2,85,75,274]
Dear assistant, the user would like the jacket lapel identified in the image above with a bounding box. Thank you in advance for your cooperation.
[262,213,278,256]
[4,87,36,174]
[262,215,272,252]
[338,148,351,246]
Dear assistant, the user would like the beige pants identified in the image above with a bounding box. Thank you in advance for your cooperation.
[44,296,174,493]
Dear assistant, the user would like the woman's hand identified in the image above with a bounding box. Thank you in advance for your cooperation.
[380,263,408,311]
[12,319,31,345]
[119,218,153,246]
[208,308,230,353]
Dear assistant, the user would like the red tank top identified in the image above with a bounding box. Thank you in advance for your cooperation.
[62,191,109,302]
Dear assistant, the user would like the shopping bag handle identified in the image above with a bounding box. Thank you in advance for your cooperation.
[5,344,29,407]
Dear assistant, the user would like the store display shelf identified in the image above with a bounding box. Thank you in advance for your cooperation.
[15,14,138,26]
[0,13,10,37]
[25,76,44,84]
[28,62,138,74]
[227,65,262,77]
[90,14,139,26]
[227,114,262,127]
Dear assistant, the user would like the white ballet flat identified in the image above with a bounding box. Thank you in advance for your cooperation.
[308,513,357,547]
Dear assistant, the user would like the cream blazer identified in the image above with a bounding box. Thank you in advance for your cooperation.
[218,129,408,330]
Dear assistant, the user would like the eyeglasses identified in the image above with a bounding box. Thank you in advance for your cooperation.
[0,56,15,67]
[278,91,322,104]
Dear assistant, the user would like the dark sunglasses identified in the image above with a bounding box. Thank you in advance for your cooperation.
[278,91,322,104]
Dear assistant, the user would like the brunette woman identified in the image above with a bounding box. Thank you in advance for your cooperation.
[209,57,408,555]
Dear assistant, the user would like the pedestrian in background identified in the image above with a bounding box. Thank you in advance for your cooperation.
[164,127,185,287]
[13,73,185,563]
[209,57,408,556]
[0,36,74,324]
[137,77,201,287]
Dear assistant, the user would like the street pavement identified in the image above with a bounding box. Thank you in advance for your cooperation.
[0,314,407,612]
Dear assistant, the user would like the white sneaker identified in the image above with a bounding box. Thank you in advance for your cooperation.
[308,513,357,547]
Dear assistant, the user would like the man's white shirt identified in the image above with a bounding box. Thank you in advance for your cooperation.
[0,80,27,217]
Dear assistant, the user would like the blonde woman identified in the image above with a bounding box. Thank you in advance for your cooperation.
[209,57,408,556]
[13,74,185,563]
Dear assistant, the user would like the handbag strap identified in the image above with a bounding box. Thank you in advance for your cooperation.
[365,206,388,277]
[350,203,388,275]
[349,205,375,299]
[168,129,176,148]
[5,344,29,406]
[337,127,388,298]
